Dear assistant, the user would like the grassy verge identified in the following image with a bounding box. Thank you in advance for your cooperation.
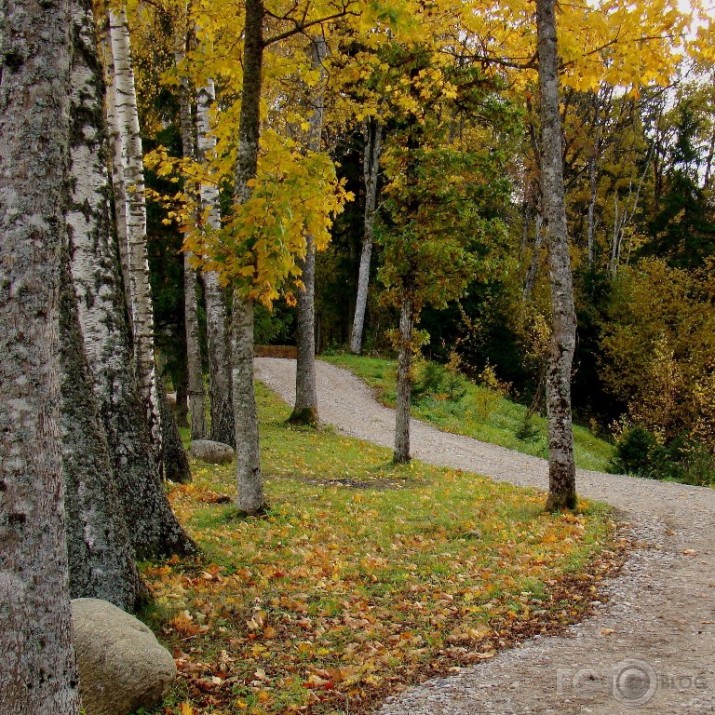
[323,354,614,472]
[146,383,620,715]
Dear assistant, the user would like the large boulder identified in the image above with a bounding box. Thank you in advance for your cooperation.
[72,598,176,715]
[190,439,235,464]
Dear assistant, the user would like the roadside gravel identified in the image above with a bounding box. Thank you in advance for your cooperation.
[255,357,715,714]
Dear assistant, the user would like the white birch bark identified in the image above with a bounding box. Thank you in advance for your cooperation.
[69,3,196,558]
[0,1,80,710]
[196,80,235,446]
[108,6,162,461]
[537,0,578,511]
[350,118,383,354]
[291,35,328,426]
[62,0,147,613]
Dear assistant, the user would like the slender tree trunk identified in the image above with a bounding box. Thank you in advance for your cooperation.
[197,80,235,446]
[232,0,266,513]
[233,298,265,513]
[175,367,189,427]
[108,6,162,462]
[176,53,208,441]
[103,35,132,326]
[0,1,80,710]
[537,0,578,511]
[350,118,383,354]
[69,3,196,558]
[290,36,327,427]
[523,212,544,299]
[158,373,192,483]
[62,0,148,613]
[394,292,415,464]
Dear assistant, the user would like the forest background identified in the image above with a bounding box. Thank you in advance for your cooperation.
[135,0,715,484]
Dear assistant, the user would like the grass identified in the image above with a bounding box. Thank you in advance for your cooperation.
[323,354,615,472]
[144,382,620,715]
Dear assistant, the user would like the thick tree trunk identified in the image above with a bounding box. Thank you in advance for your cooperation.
[0,1,80,711]
[196,80,235,446]
[231,0,267,513]
[108,6,162,462]
[60,238,147,612]
[290,36,327,427]
[394,293,415,464]
[62,0,148,613]
[537,0,578,511]
[350,118,383,354]
[69,2,196,558]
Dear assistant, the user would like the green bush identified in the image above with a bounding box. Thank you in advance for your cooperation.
[610,426,715,486]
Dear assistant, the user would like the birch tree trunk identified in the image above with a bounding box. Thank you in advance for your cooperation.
[69,1,196,558]
[536,0,578,511]
[108,6,162,461]
[61,0,148,613]
[196,80,235,446]
[60,230,147,612]
[350,118,383,354]
[290,35,328,427]
[394,292,415,463]
[0,1,80,710]
[176,38,208,442]
[232,0,266,514]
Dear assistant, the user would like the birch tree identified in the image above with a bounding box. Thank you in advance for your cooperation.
[62,0,148,614]
[0,0,80,710]
[107,6,163,458]
[196,81,235,446]
[175,27,208,442]
[350,118,383,354]
[69,0,196,557]
[536,0,578,511]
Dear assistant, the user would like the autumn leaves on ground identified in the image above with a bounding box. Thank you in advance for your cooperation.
[143,383,622,715]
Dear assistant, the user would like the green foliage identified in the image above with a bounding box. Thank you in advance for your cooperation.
[609,424,715,486]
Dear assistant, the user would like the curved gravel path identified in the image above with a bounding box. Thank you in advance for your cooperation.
[255,358,715,714]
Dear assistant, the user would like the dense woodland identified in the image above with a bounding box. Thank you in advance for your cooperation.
[0,0,714,712]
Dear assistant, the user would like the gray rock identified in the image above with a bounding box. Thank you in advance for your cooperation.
[72,598,176,715]
[190,439,235,464]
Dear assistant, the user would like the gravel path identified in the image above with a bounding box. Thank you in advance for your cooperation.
[255,358,715,714]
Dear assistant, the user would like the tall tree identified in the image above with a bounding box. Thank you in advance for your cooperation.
[350,118,383,354]
[107,6,163,459]
[537,0,578,511]
[232,0,266,514]
[62,0,148,611]
[175,25,208,441]
[0,0,80,710]
[69,0,196,558]
[196,80,235,446]
[290,35,328,427]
